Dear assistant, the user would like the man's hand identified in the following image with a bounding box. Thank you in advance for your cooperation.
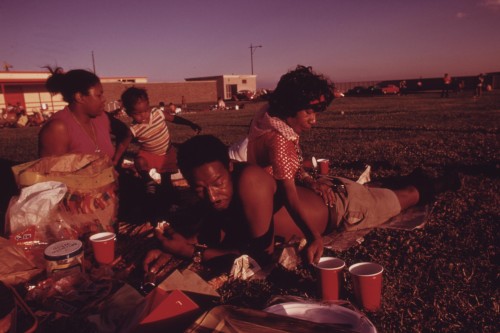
[143,249,173,273]
[155,222,195,258]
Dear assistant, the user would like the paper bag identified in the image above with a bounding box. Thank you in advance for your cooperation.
[10,153,118,237]
[0,236,43,285]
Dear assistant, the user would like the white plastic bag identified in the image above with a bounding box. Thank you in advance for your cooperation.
[230,254,261,280]
[6,181,73,248]
[8,181,66,231]
[228,137,248,162]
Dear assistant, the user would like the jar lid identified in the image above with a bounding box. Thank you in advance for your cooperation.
[44,240,83,261]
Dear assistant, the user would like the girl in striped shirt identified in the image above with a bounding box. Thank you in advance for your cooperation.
[114,87,201,220]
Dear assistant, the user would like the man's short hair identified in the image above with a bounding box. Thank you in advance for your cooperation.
[178,135,230,177]
[268,65,335,119]
[121,87,149,114]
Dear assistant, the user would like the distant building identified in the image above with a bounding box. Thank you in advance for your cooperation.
[0,71,57,115]
[0,71,224,114]
[185,74,257,100]
[0,71,149,114]
[101,76,148,84]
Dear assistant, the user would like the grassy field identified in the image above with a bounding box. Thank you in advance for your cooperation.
[1,92,499,332]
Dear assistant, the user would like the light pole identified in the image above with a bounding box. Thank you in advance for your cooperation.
[249,43,262,75]
[91,51,96,74]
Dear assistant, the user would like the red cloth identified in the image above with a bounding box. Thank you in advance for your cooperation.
[137,146,177,173]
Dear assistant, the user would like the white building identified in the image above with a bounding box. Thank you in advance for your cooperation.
[185,74,257,100]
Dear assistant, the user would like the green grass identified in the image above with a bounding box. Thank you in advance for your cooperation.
[1,92,499,332]
[2,93,498,171]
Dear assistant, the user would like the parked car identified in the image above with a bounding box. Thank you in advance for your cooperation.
[381,84,400,95]
[252,89,271,101]
[367,85,383,95]
[233,90,255,101]
[334,89,345,98]
[345,86,367,96]
[345,86,382,97]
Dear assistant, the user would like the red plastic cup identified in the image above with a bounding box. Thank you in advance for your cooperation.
[349,262,384,311]
[317,159,330,175]
[313,257,346,301]
[89,232,116,265]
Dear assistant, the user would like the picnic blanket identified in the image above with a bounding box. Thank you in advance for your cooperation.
[324,204,433,251]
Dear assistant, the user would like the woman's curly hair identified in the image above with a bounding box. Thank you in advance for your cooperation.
[268,65,334,119]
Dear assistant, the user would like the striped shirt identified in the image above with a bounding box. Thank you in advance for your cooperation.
[129,108,170,155]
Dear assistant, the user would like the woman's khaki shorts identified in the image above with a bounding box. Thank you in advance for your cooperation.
[333,177,401,231]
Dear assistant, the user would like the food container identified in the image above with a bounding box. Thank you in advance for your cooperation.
[43,240,84,276]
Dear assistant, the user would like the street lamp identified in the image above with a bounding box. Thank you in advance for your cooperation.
[91,51,96,74]
[249,43,262,75]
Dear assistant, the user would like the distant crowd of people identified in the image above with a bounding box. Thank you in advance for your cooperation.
[440,72,491,98]
[1,97,188,130]
[0,103,46,128]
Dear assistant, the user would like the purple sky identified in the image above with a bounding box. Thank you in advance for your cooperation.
[1,0,499,88]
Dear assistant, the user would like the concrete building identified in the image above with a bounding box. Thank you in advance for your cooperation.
[0,71,220,114]
[0,71,151,115]
[185,74,257,100]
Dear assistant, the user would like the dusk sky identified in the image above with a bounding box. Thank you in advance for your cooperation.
[1,0,499,88]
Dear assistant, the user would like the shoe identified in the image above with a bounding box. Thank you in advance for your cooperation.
[413,168,461,205]
[434,169,461,194]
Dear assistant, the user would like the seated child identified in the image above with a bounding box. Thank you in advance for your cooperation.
[113,87,201,221]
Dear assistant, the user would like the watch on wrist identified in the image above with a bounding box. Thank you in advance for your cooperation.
[191,243,207,263]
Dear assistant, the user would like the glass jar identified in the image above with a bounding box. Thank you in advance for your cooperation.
[44,239,84,276]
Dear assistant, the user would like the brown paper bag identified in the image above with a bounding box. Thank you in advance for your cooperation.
[0,237,43,284]
[10,153,118,238]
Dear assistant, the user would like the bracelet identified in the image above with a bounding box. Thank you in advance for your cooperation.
[191,243,208,263]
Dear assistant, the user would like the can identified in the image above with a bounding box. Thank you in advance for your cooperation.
[44,240,84,276]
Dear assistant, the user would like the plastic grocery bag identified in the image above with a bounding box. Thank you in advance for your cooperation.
[5,181,80,266]
[7,181,68,246]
